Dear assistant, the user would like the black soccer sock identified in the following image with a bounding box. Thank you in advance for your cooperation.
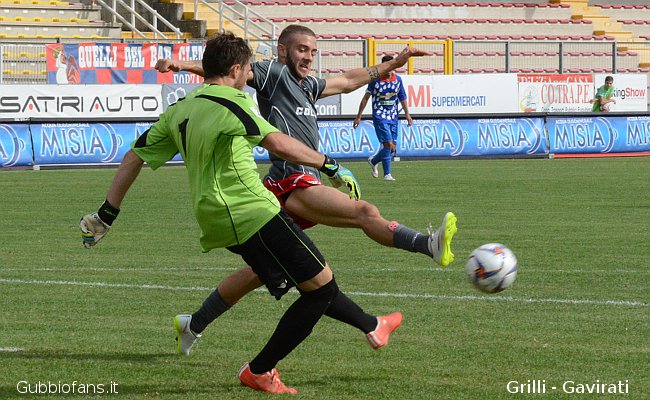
[325,292,377,334]
[190,289,231,334]
[393,224,432,257]
[249,279,339,375]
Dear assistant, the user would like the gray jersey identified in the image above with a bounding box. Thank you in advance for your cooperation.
[250,59,326,180]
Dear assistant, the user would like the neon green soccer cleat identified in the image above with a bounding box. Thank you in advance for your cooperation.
[174,314,201,356]
[428,212,458,267]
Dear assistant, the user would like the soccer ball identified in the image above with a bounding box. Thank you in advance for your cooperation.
[466,243,518,293]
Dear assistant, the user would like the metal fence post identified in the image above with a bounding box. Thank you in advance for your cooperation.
[0,44,3,85]
[558,41,563,74]
[505,41,510,73]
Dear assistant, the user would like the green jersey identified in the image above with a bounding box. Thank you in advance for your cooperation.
[131,83,281,251]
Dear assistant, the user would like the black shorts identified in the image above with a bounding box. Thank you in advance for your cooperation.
[226,210,326,299]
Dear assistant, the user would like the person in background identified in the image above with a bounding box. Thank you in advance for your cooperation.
[590,75,616,112]
[353,55,412,181]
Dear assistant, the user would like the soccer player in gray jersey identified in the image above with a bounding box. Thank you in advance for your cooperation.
[155,26,457,351]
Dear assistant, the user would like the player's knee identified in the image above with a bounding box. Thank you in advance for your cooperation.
[301,278,339,303]
[356,200,381,221]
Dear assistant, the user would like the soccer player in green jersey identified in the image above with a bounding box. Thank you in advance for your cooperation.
[80,32,397,394]
[590,75,616,112]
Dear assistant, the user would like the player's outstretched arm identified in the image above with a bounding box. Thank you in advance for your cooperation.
[155,59,205,76]
[80,150,144,248]
[322,46,431,97]
[261,132,361,200]
[155,58,255,83]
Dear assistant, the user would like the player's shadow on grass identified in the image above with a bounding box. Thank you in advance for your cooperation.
[0,349,173,363]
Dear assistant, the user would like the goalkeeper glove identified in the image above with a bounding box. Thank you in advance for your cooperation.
[319,155,362,200]
[80,200,120,249]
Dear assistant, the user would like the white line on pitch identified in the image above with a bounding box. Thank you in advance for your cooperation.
[1,267,647,274]
[0,278,646,307]
[0,347,23,352]
[0,267,237,272]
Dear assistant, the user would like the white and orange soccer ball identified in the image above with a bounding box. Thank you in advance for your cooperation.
[466,243,518,293]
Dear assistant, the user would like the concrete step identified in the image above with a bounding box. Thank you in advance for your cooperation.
[572,14,610,21]
[0,0,70,6]
[0,20,122,38]
[550,0,588,5]
[120,30,192,39]
[0,4,100,20]
[625,43,649,57]
[593,30,634,40]
[206,25,243,37]
[590,21,624,31]
[178,2,225,15]
[182,9,231,20]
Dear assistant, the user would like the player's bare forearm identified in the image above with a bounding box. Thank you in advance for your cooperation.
[400,99,410,115]
[401,100,413,125]
[260,132,327,169]
[155,59,205,76]
[322,46,431,97]
[106,150,144,208]
[356,94,371,119]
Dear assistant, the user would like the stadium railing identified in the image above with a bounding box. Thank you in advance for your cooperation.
[2,38,650,85]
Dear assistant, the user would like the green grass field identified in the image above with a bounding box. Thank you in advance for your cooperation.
[1,157,648,399]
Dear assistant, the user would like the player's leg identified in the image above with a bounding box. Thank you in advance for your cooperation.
[369,120,382,169]
[373,120,394,179]
[234,212,339,394]
[216,266,262,304]
[380,142,393,179]
[390,123,399,160]
[174,266,263,356]
[286,184,457,265]
[368,153,379,178]
[288,185,392,245]
[286,184,423,249]
[192,266,262,330]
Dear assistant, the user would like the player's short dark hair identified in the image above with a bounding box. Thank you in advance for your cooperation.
[605,75,614,83]
[202,32,252,79]
[381,55,394,63]
[278,24,317,48]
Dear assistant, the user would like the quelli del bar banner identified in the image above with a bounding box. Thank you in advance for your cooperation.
[45,42,205,85]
